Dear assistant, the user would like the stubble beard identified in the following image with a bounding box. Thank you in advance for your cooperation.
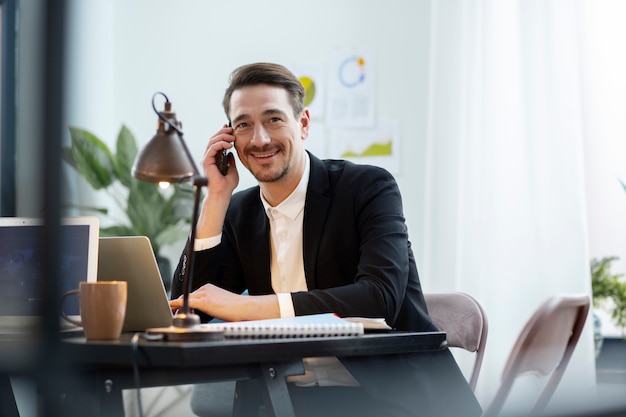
[252,163,289,183]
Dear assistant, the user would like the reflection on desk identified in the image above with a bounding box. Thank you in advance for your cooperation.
[62,331,447,368]
[57,331,448,417]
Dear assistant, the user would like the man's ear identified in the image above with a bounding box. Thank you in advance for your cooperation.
[300,108,311,140]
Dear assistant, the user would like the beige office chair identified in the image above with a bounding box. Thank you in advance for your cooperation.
[482,293,590,417]
[424,292,488,391]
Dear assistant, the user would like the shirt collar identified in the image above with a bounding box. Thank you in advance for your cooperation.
[261,153,310,221]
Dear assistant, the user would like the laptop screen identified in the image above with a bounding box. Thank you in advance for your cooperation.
[0,217,99,321]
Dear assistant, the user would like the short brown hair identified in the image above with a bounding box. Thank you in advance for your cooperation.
[223,62,305,120]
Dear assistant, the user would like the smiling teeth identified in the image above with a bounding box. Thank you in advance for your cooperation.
[255,152,276,158]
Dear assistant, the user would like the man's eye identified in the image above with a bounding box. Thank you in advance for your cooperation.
[235,123,250,131]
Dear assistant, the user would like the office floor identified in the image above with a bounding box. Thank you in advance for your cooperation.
[124,386,195,417]
[11,382,196,417]
[12,379,626,417]
[127,383,626,417]
[596,382,626,409]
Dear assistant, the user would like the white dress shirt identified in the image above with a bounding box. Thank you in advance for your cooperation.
[260,154,309,318]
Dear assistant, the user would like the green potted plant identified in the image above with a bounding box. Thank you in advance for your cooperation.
[591,256,626,336]
[62,125,194,290]
[591,256,626,383]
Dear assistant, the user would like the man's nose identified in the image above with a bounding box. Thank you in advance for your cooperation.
[251,125,271,146]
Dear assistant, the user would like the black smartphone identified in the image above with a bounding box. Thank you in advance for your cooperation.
[216,122,230,176]
[216,149,228,176]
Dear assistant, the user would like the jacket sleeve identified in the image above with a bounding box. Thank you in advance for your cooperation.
[291,166,415,326]
[171,189,270,302]
[171,241,220,300]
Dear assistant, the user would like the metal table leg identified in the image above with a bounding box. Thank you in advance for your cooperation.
[1,375,20,417]
[233,361,304,417]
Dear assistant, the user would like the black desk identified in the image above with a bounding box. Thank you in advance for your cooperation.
[1,332,46,417]
[59,331,447,417]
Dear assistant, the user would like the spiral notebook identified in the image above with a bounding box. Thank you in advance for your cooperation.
[201,313,365,339]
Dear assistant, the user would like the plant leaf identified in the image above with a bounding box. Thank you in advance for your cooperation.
[61,147,78,170]
[154,224,190,250]
[115,125,138,188]
[591,256,626,334]
[61,203,109,215]
[67,127,116,190]
[126,178,168,252]
[101,225,137,237]
[63,125,196,260]
[170,183,196,221]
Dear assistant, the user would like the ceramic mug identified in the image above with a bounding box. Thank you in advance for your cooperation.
[61,281,127,340]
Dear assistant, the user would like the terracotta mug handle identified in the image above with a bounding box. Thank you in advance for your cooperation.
[60,289,82,327]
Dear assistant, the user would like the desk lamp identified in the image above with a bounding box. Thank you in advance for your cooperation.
[132,92,222,341]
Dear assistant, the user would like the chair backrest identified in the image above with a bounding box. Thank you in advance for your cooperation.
[424,292,488,391]
[483,293,590,417]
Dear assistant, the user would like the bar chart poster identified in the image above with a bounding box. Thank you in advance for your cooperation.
[329,118,400,174]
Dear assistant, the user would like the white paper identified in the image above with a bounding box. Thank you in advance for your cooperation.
[326,49,376,128]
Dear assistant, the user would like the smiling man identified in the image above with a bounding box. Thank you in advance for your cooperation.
[170,62,480,417]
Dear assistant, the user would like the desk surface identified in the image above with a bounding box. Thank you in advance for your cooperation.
[62,331,448,369]
[4,331,450,417]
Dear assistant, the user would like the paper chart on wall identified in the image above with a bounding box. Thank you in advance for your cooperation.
[329,118,400,174]
[326,49,376,128]
[292,62,326,119]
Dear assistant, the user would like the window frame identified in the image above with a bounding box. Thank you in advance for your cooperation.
[0,0,17,216]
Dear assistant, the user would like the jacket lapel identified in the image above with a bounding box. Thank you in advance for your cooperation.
[302,153,332,290]
[247,197,272,293]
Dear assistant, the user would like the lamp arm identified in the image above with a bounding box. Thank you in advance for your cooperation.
[180,176,207,318]
[137,91,224,338]
[151,91,207,328]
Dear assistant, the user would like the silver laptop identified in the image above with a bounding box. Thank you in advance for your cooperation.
[0,216,100,332]
[97,236,173,332]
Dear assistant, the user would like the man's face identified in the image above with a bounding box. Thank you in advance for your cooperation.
[229,85,309,183]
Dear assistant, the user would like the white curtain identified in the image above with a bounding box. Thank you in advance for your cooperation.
[422,0,596,414]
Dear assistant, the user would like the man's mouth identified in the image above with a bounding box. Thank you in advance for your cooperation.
[251,150,279,159]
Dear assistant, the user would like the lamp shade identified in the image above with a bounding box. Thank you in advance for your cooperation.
[132,105,195,183]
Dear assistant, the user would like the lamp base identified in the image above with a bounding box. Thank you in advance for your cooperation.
[172,311,201,328]
[145,325,224,342]
[145,310,223,341]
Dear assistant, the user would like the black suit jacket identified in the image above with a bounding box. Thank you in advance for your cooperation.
[172,153,481,416]
[172,152,436,332]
